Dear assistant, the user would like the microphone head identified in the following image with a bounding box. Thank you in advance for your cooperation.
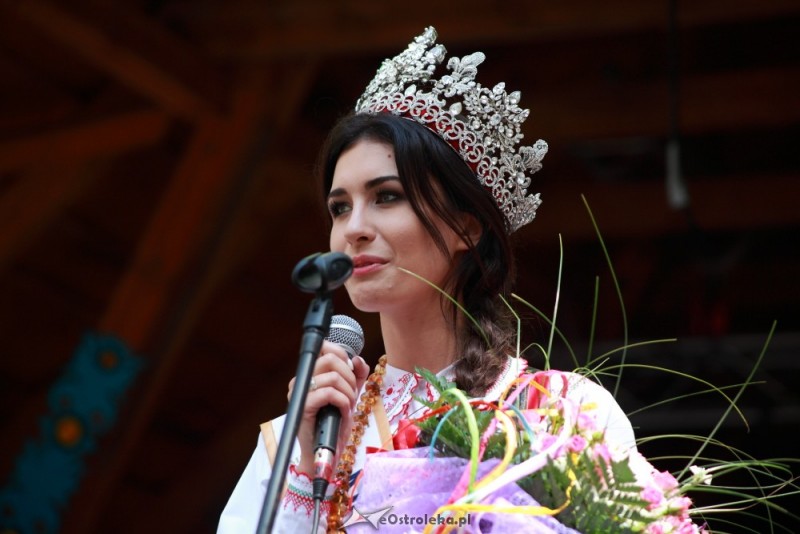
[327,315,365,357]
[292,252,353,294]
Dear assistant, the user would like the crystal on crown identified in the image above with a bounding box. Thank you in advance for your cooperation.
[355,26,547,233]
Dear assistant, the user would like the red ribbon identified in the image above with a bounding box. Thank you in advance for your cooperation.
[392,419,422,450]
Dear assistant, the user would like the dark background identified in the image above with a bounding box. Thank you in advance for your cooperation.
[0,1,798,532]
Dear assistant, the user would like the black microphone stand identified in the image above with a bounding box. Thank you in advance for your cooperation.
[256,252,352,534]
[256,293,333,534]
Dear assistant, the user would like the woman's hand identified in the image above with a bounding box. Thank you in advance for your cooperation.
[287,340,370,476]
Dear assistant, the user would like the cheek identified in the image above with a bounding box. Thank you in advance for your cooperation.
[393,225,427,261]
[329,224,344,252]
[422,250,454,282]
[404,229,451,276]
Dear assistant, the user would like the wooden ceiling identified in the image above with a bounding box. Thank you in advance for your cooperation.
[1,1,799,532]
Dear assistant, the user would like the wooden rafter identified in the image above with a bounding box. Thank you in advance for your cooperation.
[533,173,800,241]
[0,109,169,170]
[69,63,315,532]
[60,67,312,533]
[524,65,800,142]
[107,164,314,532]
[1,0,227,120]
[199,0,800,59]
[0,162,101,271]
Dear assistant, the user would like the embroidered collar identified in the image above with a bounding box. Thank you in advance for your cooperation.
[380,357,528,428]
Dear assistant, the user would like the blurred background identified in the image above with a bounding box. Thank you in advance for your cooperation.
[1,1,798,532]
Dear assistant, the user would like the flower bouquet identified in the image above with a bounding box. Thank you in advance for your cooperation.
[352,367,712,533]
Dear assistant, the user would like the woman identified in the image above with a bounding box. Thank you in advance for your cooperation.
[218,27,635,533]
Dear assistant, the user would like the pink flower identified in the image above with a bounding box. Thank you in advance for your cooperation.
[539,432,557,451]
[567,434,587,453]
[665,514,697,533]
[591,442,612,463]
[521,409,542,426]
[670,495,693,513]
[653,470,679,492]
[576,412,597,432]
[642,485,665,509]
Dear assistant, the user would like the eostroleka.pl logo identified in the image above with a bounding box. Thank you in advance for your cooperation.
[341,506,393,529]
[342,506,472,530]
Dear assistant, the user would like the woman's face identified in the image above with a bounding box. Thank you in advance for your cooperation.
[328,139,466,314]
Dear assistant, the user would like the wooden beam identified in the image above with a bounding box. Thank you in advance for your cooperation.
[197,0,800,59]
[529,66,800,142]
[83,175,311,532]
[0,109,169,171]
[680,67,800,134]
[95,98,261,349]
[530,173,800,242]
[93,64,317,346]
[59,71,276,532]
[0,160,101,490]
[0,161,104,271]
[0,0,225,120]
[73,61,320,533]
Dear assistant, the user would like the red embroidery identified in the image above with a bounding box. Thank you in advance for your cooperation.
[282,489,313,516]
[381,358,527,432]
[282,465,332,517]
[425,380,436,402]
[288,464,313,484]
[382,372,418,426]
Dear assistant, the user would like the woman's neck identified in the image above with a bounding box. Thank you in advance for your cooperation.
[379,304,458,374]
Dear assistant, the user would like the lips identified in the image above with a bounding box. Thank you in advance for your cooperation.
[351,254,388,275]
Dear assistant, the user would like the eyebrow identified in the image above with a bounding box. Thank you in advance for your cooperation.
[327,175,400,201]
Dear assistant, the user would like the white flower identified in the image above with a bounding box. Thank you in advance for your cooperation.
[689,465,713,485]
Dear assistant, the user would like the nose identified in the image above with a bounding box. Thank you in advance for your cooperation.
[343,202,376,245]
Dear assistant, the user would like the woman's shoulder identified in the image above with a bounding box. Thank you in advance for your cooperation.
[482,356,529,401]
[546,370,614,399]
[481,358,614,404]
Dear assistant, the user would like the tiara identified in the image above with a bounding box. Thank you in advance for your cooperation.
[355,27,548,233]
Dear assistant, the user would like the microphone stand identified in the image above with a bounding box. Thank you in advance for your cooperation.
[256,293,333,534]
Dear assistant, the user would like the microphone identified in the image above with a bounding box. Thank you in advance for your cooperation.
[312,315,365,501]
[292,252,352,294]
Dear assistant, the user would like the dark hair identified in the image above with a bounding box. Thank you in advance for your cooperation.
[317,112,517,396]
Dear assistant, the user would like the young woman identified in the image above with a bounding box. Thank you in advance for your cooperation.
[218,28,635,534]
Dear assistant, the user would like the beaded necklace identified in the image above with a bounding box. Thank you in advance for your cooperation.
[327,354,388,533]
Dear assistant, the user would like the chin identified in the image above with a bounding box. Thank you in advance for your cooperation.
[344,288,380,313]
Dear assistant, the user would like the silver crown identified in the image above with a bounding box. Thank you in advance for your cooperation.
[355,26,547,233]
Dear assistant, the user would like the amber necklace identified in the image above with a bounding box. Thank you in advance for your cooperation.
[326,354,388,533]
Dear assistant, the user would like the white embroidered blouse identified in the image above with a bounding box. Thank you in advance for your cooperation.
[217,358,636,533]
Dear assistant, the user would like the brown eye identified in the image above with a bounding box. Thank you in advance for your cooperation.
[328,201,351,218]
[376,190,403,204]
